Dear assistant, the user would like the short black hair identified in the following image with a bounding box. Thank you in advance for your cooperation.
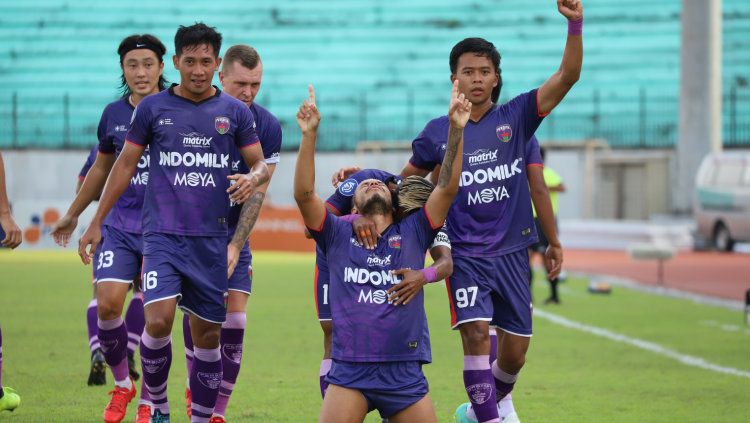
[117,34,167,96]
[449,38,502,103]
[174,22,222,57]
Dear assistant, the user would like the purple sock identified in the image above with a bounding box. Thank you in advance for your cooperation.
[183,314,194,375]
[488,328,498,366]
[190,347,222,423]
[138,378,151,406]
[141,333,172,414]
[98,317,130,383]
[491,361,518,399]
[319,359,331,399]
[124,293,145,356]
[213,312,246,417]
[87,299,100,353]
[463,355,499,423]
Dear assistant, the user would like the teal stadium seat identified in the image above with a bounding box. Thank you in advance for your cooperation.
[0,0,747,149]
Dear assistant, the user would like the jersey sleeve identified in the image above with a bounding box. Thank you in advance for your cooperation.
[97,107,116,154]
[125,100,153,147]
[236,106,260,149]
[506,89,546,144]
[409,124,440,171]
[405,208,442,252]
[260,116,282,165]
[525,135,543,166]
[430,229,451,250]
[307,210,348,255]
[78,146,98,179]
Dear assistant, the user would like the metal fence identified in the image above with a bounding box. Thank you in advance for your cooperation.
[1,85,749,150]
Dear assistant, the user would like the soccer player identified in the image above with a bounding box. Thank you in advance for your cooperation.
[315,171,453,401]
[181,44,282,423]
[78,23,268,423]
[51,33,167,423]
[295,81,469,423]
[76,145,146,388]
[528,146,565,304]
[77,146,109,386]
[0,152,22,413]
[400,2,582,421]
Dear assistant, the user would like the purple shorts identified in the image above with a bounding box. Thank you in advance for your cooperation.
[227,240,252,294]
[326,360,428,419]
[446,249,533,336]
[95,225,142,285]
[141,232,227,323]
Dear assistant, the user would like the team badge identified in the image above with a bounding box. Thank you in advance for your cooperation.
[338,178,358,197]
[388,235,402,249]
[466,383,494,404]
[496,124,512,143]
[215,116,230,135]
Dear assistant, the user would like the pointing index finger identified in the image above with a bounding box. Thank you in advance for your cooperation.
[308,84,316,105]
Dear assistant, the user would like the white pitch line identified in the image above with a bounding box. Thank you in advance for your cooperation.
[535,309,750,380]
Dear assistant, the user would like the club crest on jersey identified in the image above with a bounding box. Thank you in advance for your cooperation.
[388,235,402,249]
[496,124,512,143]
[215,116,230,135]
[338,178,358,197]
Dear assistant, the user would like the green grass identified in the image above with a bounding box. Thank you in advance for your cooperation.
[1,250,749,422]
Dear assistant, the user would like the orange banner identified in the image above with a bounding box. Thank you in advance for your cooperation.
[249,205,316,252]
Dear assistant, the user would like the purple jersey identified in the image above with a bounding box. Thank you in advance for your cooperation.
[228,102,282,234]
[409,90,546,257]
[97,97,150,234]
[526,135,543,166]
[309,209,440,363]
[126,86,259,236]
[79,146,98,180]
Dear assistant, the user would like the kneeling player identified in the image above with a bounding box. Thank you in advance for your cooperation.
[294,82,469,422]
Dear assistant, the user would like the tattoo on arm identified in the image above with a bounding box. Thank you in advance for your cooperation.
[438,126,462,188]
[230,191,266,248]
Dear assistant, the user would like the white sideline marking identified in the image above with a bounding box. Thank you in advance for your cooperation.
[535,309,750,380]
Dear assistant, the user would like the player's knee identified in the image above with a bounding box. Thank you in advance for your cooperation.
[503,352,526,373]
[145,317,173,338]
[460,324,490,346]
[96,298,123,320]
[193,327,221,348]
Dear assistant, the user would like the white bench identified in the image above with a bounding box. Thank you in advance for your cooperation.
[627,243,676,285]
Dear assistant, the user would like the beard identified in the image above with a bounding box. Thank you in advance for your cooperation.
[359,193,391,216]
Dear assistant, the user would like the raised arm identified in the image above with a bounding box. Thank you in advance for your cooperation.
[78,143,143,264]
[424,80,470,226]
[293,85,327,229]
[52,152,116,247]
[537,0,583,115]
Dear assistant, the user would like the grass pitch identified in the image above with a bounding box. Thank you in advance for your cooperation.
[0,250,748,422]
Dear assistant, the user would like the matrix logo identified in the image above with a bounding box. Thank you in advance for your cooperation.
[181,132,213,148]
[366,254,392,268]
[466,149,498,167]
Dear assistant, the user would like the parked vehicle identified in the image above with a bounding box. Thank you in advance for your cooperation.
[694,151,750,251]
